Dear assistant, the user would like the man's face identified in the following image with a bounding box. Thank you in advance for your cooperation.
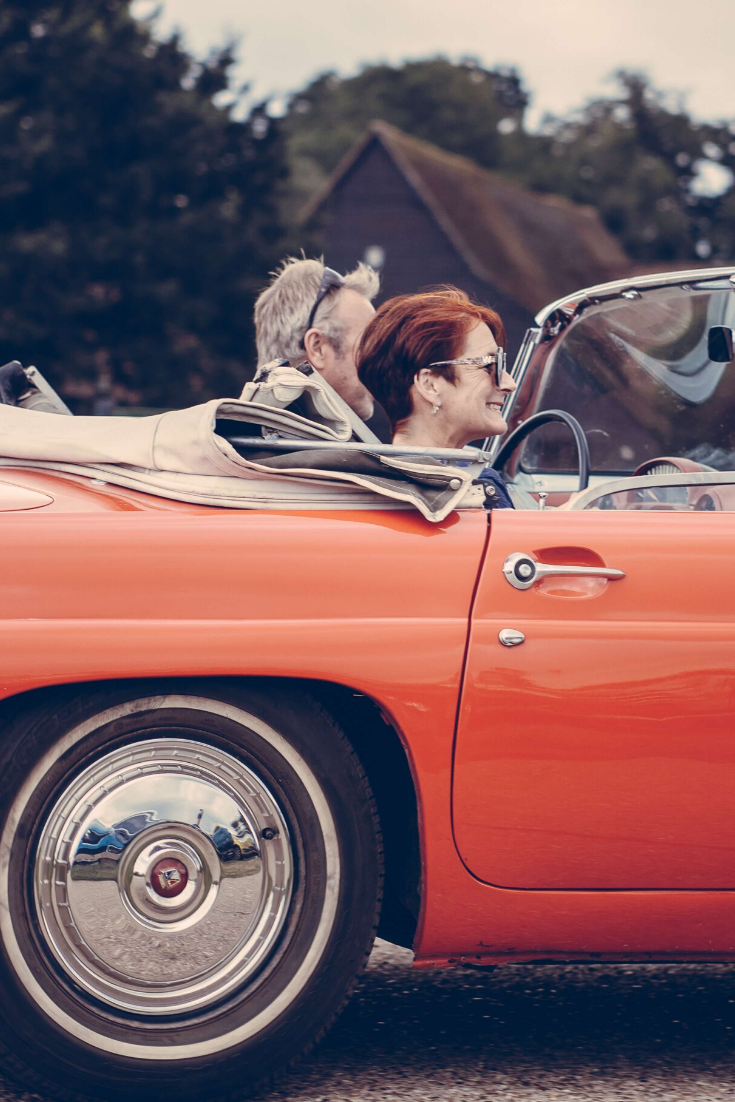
[305,288,376,420]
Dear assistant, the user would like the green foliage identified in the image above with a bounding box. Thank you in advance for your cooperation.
[509,72,735,262]
[282,58,527,213]
[0,0,288,409]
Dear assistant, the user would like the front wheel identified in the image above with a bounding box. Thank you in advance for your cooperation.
[0,681,382,1100]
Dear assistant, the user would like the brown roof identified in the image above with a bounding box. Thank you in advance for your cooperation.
[302,121,630,315]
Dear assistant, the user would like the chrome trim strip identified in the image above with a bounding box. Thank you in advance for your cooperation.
[568,471,735,510]
[534,267,735,328]
[484,326,542,459]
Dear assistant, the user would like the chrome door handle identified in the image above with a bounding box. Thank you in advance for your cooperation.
[503,551,626,591]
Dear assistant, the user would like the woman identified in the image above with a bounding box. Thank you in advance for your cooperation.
[357,287,517,505]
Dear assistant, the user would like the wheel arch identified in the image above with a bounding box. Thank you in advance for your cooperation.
[0,675,421,950]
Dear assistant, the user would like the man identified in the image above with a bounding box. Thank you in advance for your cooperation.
[251,257,391,442]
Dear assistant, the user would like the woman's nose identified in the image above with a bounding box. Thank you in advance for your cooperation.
[499,370,517,393]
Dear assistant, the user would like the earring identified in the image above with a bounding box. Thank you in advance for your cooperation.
[431,402,441,415]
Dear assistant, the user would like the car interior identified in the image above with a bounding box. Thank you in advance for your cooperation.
[2,273,735,515]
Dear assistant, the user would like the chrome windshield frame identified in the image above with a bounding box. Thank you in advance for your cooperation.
[488,266,735,465]
[482,326,540,458]
[534,266,735,330]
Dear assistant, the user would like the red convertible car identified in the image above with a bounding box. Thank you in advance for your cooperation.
[0,267,734,1099]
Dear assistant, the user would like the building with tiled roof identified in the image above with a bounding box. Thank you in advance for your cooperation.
[302,121,632,355]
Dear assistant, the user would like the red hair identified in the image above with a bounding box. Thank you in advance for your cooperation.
[357,287,507,430]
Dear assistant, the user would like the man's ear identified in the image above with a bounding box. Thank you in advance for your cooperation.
[303,328,329,369]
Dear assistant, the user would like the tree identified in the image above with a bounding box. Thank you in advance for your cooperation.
[487,71,735,263]
[0,0,288,410]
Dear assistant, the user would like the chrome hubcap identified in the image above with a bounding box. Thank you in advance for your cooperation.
[119,828,219,928]
[148,856,189,900]
[34,739,293,1015]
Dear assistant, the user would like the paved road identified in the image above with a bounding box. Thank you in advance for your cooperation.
[4,940,735,1100]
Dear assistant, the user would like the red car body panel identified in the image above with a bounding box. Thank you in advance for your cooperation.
[3,468,735,968]
[455,508,735,891]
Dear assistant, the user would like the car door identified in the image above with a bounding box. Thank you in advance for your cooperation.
[452,506,735,890]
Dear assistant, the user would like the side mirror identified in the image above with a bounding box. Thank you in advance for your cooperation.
[708,325,735,362]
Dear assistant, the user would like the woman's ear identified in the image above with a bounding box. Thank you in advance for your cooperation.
[413,368,442,408]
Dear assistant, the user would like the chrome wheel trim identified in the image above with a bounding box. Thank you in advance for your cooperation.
[0,696,340,1059]
[34,739,293,1015]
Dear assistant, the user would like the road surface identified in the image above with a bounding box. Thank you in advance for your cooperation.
[2,940,735,1100]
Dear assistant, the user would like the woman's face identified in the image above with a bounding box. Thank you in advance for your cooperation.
[431,321,517,446]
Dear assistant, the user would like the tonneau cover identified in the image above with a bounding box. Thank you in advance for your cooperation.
[0,364,484,520]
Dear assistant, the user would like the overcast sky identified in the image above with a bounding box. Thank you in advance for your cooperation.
[131,0,734,128]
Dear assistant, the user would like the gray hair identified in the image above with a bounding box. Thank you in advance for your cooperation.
[254,256,380,366]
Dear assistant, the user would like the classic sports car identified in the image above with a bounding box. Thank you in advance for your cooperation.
[0,267,734,1100]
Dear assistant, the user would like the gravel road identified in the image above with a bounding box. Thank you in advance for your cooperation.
[3,940,735,1101]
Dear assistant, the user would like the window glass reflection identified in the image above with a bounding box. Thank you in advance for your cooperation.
[521,283,735,474]
[584,481,735,511]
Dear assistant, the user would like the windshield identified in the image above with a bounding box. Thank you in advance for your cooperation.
[519,279,735,474]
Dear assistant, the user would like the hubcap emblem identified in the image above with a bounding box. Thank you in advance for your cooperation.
[150,857,188,898]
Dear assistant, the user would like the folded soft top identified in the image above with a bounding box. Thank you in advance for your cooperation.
[0,363,486,521]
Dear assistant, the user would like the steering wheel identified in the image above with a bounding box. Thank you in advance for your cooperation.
[492,409,591,493]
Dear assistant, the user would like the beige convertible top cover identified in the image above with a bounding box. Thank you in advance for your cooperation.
[0,364,484,520]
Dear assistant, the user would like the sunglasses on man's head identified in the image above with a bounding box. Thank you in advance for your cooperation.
[303,267,346,341]
[429,349,507,388]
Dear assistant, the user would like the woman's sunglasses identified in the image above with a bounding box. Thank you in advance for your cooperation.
[429,349,507,388]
